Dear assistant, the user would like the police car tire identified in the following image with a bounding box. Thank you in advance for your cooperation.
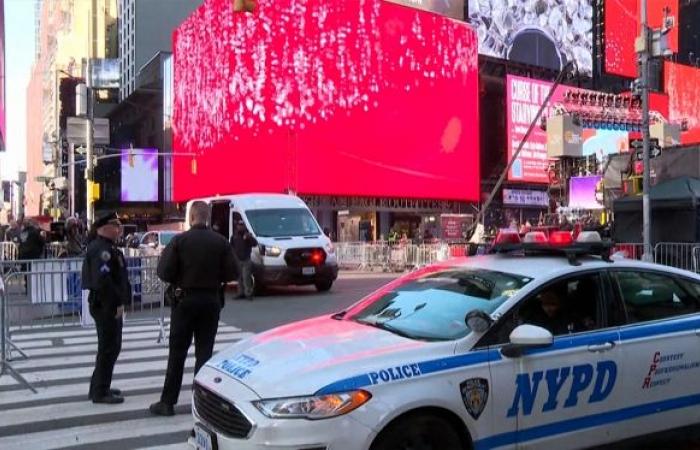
[315,280,333,292]
[370,414,465,450]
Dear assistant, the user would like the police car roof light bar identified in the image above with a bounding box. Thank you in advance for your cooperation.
[522,231,548,244]
[549,231,574,247]
[491,230,613,266]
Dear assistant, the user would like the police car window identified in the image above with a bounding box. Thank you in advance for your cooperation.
[245,208,321,238]
[613,271,697,323]
[478,273,603,347]
[347,269,532,341]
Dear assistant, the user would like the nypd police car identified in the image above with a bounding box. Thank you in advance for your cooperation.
[190,231,700,449]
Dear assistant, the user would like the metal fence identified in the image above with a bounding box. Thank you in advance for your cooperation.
[335,242,480,272]
[0,255,166,392]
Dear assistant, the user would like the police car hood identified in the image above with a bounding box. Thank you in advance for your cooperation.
[206,315,445,398]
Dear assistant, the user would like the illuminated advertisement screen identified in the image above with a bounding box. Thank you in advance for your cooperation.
[506,75,629,183]
[173,0,479,202]
[569,175,604,210]
[605,0,679,78]
[665,62,700,145]
[385,0,464,20]
[121,148,159,202]
[468,0,593,75]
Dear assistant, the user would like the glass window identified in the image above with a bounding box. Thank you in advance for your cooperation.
[346,269,532,341]
[613,271,697,323]
[245,208,321,238]
[159,232,176,247]
[479,273,604,347]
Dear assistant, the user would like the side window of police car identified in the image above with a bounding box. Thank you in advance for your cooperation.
[612,271,698,323]
[478,273,604,347]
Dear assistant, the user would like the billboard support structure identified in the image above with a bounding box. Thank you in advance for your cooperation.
[474,61,577,231]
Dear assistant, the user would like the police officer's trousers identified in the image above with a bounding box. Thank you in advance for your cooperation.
[89,303,123,399]
[161,292,220,405]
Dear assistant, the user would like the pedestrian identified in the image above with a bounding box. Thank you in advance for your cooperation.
[5,217,21,244]
[64,217,86,257]
[149,201,236,416]
[18,219,46,260]
[231,220,258,300]
[81,211,130,404]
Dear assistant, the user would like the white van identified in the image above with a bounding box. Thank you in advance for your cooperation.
[185,194,338,292]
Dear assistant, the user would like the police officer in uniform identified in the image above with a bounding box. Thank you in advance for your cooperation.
[82,211,130,404]
[150,201,236,416]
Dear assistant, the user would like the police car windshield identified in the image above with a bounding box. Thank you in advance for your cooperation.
[245,208,321,238]
[160,232,177,246]
[350,269,532,341]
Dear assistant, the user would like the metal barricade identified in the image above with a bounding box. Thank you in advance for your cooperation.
[0,242,17,261]
[0,255,165,392]
[613,243,645,261]
[653,243,700,273]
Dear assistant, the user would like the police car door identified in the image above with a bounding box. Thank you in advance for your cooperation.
[610,269,700,441]
[477,271,624,450]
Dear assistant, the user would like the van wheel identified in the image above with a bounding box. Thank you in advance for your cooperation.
[371,415,464,450]
[315,280,333,292]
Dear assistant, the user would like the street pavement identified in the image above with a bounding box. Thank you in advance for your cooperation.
[3,272,700,449]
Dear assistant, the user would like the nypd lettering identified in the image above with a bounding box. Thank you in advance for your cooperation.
[368,364,422,385]
[507,360,617,417]
[216,354,260,380]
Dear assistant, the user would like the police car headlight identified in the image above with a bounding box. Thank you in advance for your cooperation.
[252,390,372,420]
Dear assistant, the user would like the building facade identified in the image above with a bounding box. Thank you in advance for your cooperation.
[26,0,117,218]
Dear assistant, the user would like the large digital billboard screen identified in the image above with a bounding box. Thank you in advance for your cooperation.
[605,0,679,78]
[468,0,593,75]
[173,0,480,202]
[385,0,464,20]
[569,175,604,210]
[121,148,159,202]
[665,62,700,145]
[506,75,629,183]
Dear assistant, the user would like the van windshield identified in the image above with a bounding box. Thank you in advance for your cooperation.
[245,208,321,238]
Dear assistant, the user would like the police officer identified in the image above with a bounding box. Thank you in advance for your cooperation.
[82,211,130,404]
[150,201,236,416]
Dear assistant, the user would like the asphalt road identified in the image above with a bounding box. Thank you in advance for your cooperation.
[219,273,397,332]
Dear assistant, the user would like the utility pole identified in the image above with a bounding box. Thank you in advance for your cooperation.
[639,0,652,262]
[636,1,674,262]
[85,0,97,226]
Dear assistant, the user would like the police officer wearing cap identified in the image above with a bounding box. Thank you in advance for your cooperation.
[150,201,236,416]
[82,211,130,404]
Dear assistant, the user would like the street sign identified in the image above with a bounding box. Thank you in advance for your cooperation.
[631,138,662,160]
[66,117,110,145]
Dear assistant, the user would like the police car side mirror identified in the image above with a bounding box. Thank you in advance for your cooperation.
[502,324,553,358]
[466,310,493,333]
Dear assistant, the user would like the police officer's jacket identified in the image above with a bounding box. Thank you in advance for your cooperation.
[157,224,236,290]
[81,236,131,308]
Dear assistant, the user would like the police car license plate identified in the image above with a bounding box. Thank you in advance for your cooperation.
[194,423,216,450]
[302,267,315,275]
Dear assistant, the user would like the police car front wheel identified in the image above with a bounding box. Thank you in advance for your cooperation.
[370,414,466,450]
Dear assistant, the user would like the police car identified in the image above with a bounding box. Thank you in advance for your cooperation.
[190,230,700,450]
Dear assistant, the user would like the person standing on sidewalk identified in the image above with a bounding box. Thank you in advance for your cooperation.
[82,211,130,404]
[231,220,258,300]
[150,201,236,416]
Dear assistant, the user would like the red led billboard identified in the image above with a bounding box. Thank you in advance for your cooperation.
[172,0,479,203]
[605,0,679,78]
[665,62,700,145]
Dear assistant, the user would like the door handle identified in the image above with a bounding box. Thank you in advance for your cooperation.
[588,342,615,353]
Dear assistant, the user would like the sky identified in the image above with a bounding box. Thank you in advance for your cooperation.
[2,0,35,181]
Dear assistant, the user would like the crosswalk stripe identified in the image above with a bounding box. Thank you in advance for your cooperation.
[10,324,242,341]
[11,341,236,370]
[0,319,250,449]
[0,414,195,450]
[20,333,249,357]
